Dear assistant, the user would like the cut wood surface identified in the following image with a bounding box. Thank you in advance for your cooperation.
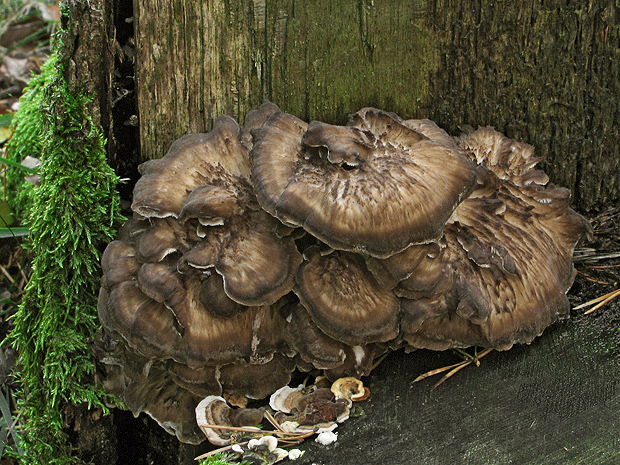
[294,302,620,465]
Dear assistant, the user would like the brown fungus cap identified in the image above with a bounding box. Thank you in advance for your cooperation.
[167,361,222,398]
[177,209,302,307]
[195,395,264,445]
[252,107,477,257]
[135,217,189,263]
[179,184,244,225]
[400,129,590,350]
[294,248,400,345]
[401,118,460,150]
[130,112,302,307]
[168,285,288,367]
[282,302,347,370]
[365,242,438,290]
[132,116,251,218]
[218,354,296,400]
[123,366,207,444]
[97,282,185,360]
[100,240,141,289]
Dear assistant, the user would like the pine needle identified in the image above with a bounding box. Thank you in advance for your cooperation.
[413,348,493,387]
[574,288,620,314]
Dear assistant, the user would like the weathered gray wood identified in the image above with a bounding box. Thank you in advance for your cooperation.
[134,0,437,157]
[134,0,261,158]
[294,301,620,465]
[134,0,620,211]
[428,0,620,211]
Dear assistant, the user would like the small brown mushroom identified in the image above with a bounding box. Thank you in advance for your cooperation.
[137,261,186,306]
[176,209,302,307]
[269,384,306,414]
[330,377,366,401]
[252,107,477,257]
[195,395,263,445]
[270,386,351,431]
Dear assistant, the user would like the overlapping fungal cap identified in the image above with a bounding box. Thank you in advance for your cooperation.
[97,103,589,445]
[294,248,400,345]
[252,107,478,258]
[97,112,303,443]
[399,127,591,350]
[132,115,251,218]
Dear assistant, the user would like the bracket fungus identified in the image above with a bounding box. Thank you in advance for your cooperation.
[96,102,589,444]
[251,108,478,258]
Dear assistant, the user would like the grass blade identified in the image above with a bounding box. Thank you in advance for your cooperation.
[0,227,29,239]
[0,157,37,175]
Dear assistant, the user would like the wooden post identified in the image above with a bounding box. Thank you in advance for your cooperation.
[134,0,620,211]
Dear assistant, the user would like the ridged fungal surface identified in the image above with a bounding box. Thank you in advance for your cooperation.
[96,102,590,443]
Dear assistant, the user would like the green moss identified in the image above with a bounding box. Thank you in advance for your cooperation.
[7,21,124,465]
[4,54,58,221]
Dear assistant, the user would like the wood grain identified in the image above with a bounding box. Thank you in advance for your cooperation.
[134,0,620,210]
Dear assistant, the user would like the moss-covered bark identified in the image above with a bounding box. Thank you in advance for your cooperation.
[4,56,56,220]
[7,3,125,464]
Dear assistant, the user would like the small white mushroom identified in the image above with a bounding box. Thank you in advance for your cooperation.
[315,431,338,445]
[195,395,263,446]
[271,448,289,462]
[247,438,261,450]
[248,435,279,454]
[288,449,304,460]
[258,435,279,452]
[280,421,300,433]
[269,384,305,413]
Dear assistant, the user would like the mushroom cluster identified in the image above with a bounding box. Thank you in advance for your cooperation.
[96,102,590,443]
